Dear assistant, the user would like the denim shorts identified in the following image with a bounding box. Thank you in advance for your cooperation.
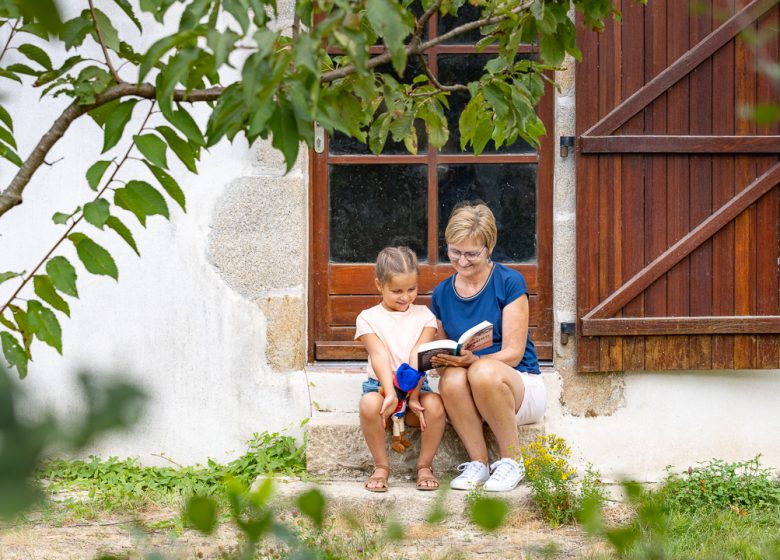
[361,377,433,396]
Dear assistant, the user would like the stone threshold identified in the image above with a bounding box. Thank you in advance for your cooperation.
[306,361,556,375]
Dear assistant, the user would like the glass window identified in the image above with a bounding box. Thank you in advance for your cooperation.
[329,164,428,262]
[437,164,537,262]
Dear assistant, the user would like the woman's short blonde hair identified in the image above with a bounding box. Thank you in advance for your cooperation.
[375,246,418,284]
[444,202,497,253]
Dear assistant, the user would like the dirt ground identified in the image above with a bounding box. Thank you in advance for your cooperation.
[0,481,626,559]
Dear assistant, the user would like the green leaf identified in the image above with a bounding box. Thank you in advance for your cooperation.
[102,99,139,153]
[206,29,239,71]
[1,332,28,379]
[472,117,493,156]
[6,63,39,76]
[89,99,120,127]
[0,271,22,286]
[46,256,79,298]
[18,43,53,70]
[92,9,121,53]
[27,300,63,354]
[0,126,16,149]
[365,0,411,75]
[143,161,186,211]
[296,489,325,527]
[86,160,113,190]
[157,47,200,103]
[156,125,198,172]
[105,216,140,256]
[0,143,22,167]
[33,55,83,88]
[269,102,299,172]
[222,0,251,33]
[83,199,111,229]
[68,233,118,280]
[180,0,212,30]
[138,34,182,83]
[134,134,168,169]
[470,497,508,531]
[0,105,13,131]
[114,180,169,227]
[166,107,205,146]
[60,15,93,49]
[33,275,70,317]
[0,69,22,83]
[111,0,143,31]
[185,496,217,534]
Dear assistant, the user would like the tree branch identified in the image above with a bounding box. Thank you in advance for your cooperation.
[0,83,223,218]
[416,52,469,92]
[88,0,122,84]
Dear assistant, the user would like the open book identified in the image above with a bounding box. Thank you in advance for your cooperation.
[416,320,493,371]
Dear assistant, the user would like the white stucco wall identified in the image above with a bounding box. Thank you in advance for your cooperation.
[1,3,311,465]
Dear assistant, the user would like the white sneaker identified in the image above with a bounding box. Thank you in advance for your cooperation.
[450,461,490,490]
[484,458,525,492]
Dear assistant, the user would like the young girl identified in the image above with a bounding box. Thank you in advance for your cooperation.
[354,246,446,492]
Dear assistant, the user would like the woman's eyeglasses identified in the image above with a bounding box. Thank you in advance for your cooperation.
[447,246,486,262]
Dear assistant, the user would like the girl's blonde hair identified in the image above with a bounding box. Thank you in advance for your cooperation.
[444,202,497,252]
[375,246,418,284]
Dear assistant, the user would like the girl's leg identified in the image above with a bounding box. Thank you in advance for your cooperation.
[415,392,445,488]
[437,366,489,464]
[359,392,390,490]
[466,358,525,458]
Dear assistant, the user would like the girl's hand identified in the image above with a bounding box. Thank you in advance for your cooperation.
[431,350,480,369]
[379,393,398,427]
[408,398,427,431]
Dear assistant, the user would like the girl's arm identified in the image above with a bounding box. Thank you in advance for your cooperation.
[407,326,437,431]
[359,333,398,424]
[408,326,438,370]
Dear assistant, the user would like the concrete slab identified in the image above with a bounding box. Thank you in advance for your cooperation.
[306,413,544,478]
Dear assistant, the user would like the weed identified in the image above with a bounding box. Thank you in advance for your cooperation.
[520,434,606,527]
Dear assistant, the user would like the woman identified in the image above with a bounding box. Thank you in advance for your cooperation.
[430,202,546,492]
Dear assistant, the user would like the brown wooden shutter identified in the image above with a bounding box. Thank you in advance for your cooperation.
[575,0,780,372]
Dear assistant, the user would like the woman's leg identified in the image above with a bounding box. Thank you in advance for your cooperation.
[466,358,525,458]
[438,366,489,464]
[413,392,445,488]
[359,392,390,489]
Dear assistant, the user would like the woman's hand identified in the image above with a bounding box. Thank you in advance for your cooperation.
[430,350,480,369]
[379,392,398,427]
[408,398,427,431]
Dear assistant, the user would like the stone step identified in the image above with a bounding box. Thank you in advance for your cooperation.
[306,412,544,479]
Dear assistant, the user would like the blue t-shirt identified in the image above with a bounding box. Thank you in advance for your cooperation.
[431,263,540,373]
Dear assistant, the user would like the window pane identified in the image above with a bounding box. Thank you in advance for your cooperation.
[437,54,536,154]
[329,57,429,155]
[437,3,483,44]
[330,164,428,262]
[437,164,536,263]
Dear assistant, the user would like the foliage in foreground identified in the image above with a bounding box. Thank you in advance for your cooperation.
[38,428,307,512]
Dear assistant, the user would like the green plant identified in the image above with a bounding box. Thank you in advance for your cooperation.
[37,428,307,514]
[658,456,780,514]
[520,434,606,527]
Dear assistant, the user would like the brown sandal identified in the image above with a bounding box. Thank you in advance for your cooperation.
[364,465,390,492]
[416,464,439,491]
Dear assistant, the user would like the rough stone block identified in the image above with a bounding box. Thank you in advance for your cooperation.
[306,413,544,479]
[258,295,305,371]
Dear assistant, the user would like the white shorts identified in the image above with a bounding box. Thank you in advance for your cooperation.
[515,372,546,425]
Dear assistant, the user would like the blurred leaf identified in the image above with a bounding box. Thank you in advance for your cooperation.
[156,125,198,172]
[166,106,205,146]
[106,216,140,256]
[114,180,169,226]
[157,47,200,103]
[26,300,62,354]
[68,233,118,280]
[0,105,14,131]
[33,275,70,316]
[0,271,22,286]
[86,160,113,190]
[185,495,218,534]
[134,134,168,169]
[1,332,28,379]
[470,497,508,531]
[19,0,62,36]
[18,43,52,70]
[111,0,142,32]
[83,198,111,229]
[296,488,325,527]
[46,256,79,298]
[61,15,94,49]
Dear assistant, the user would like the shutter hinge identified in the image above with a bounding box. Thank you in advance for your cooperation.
[560,322,575,345]
[559,136,575,158]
